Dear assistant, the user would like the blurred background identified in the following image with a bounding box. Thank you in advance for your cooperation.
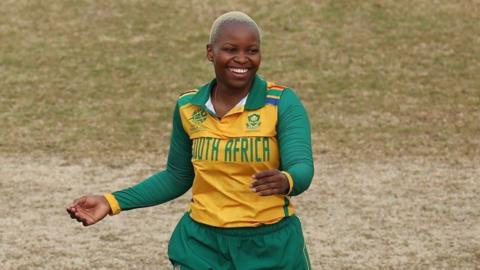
[0,1,479,269]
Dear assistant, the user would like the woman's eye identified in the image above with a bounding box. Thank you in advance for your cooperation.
[223,47,236,53]
[249,49,259,54]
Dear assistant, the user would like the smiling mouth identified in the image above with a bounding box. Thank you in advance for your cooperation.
[229,67,249,74]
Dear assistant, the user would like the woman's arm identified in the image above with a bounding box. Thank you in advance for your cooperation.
[277,89,314,196]
[67,102,194,225]
[107,102,194,213]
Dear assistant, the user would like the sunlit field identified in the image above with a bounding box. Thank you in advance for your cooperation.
[1,1,479,269]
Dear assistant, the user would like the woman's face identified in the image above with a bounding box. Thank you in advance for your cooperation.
[207,22,261,91]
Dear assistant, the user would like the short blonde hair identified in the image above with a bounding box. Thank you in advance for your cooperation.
[209,11,262,45]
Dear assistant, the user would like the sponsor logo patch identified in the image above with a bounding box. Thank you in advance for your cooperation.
[189,108,207,132]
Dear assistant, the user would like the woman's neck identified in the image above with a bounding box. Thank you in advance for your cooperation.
[212,81,252,118]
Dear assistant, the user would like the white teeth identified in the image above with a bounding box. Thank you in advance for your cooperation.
[229,68,248,74]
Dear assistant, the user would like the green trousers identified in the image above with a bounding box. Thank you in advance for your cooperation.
[168,213,311,270]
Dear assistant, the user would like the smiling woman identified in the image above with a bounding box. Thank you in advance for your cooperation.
[206,12,262,118]
[67,11,314,269]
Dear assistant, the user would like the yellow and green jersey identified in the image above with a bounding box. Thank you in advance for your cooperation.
[106,75,314,228]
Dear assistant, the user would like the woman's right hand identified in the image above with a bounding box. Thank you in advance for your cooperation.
[67,195,112,226]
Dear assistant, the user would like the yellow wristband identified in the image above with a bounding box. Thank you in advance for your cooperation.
[281,171,294,195]
[104,193,121,215]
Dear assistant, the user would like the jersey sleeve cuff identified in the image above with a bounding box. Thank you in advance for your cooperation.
[281,171,294,195]
[104,193,121,215]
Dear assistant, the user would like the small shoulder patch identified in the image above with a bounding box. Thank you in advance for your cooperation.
[266,82,288,106]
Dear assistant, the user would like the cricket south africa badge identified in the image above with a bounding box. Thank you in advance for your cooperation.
[246,113,261,130]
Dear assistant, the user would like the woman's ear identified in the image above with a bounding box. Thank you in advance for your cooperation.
[206,44,214,62]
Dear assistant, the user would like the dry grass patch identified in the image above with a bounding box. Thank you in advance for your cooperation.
[0,1,478,164]
[0,155,478,269]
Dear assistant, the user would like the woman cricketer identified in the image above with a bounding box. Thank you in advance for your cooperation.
[67,11,314,269]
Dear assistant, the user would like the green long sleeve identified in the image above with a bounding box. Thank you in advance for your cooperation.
[278,89,314,196]
[112,103,194,210]
[111,87,313,210]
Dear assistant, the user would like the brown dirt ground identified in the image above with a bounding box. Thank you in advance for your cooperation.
[1,154,479,269]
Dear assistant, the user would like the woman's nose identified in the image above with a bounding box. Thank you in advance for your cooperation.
[233,53,248,64]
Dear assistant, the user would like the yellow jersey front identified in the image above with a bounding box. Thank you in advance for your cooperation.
[178,76,294,227]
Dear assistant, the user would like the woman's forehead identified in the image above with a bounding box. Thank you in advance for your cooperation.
[214,22,260,44]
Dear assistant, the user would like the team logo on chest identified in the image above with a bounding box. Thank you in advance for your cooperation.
[246,113,261,130]
[189,108,207,132]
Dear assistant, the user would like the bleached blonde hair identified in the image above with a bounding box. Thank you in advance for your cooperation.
[208,11,262,45]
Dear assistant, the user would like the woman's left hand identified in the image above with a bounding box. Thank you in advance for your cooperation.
[251,169,290,196]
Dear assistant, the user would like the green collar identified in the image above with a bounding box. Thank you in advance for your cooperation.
[190,74,267,110]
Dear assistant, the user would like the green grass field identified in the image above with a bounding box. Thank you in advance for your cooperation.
[1,1,479,269]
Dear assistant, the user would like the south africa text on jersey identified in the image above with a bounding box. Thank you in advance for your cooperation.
[192,137,272,162]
